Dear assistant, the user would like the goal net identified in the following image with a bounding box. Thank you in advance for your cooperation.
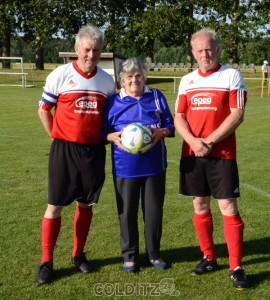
[0,57,28,88]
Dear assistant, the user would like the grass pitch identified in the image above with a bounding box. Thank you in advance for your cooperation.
[0,72,270,299]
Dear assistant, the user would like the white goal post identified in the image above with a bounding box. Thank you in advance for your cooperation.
[0,56,28,88]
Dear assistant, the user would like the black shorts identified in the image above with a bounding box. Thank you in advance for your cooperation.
[48,139,106,206]
[180,156,240,199]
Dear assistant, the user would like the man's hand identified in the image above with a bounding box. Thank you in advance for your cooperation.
[191,138,213,157]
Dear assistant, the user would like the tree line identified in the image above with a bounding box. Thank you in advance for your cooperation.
[1,0,269,69]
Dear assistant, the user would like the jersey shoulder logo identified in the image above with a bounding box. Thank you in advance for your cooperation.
[67,80,76,86]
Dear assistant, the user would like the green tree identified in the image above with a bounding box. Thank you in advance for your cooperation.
[18,0,105,69]
[122,1,196,61]
[0,0,20,68]
[195,0,270,64]
[2,0,270,68]
[18,0,62,69]
[99,0,147,55]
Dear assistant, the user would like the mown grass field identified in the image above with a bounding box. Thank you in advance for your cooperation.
[0,68,270,299]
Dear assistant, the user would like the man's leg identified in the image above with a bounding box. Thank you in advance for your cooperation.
[193,197,215,260]
[218,199,244,270]
[71,203,93,273]
[218,199,248,289]
[72,203,93,257]
[191,197,217,275]
[37,205,63,284]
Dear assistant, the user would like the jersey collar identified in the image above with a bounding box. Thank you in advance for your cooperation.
[198,64,222,77]
[72,61,98,79]
[119,86,151,99]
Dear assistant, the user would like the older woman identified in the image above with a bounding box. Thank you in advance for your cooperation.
[103,57,174,272]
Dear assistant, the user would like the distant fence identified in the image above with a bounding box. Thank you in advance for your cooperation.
[148,76,269,95]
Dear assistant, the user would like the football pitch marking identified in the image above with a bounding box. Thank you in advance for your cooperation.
[242,183,270,200]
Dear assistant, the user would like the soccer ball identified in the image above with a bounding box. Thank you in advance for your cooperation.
[121,122,152,154]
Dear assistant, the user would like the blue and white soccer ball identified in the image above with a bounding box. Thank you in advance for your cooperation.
[121,122,152,154]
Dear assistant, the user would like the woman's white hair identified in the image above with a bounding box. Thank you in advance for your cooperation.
[119,57,147,88]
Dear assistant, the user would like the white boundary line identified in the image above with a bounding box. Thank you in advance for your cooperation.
[242,183,270,200]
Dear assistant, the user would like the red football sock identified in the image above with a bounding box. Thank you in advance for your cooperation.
[41,217,61,263]
[193,210,215,261]
[72,205,93,257]
[223,212,244,270]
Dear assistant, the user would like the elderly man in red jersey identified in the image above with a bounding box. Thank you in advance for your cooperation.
[174,28,248,289]
[36,24,115,284]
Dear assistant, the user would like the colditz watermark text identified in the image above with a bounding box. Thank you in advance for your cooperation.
[93,278,180,297]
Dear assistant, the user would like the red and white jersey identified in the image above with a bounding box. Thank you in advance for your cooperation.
[176,64,247,159]
[40,61,115,144]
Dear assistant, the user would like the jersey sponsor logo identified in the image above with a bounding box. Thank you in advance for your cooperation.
[74,96,100,115]
[191,93,215,106]
[190,93,218,111]
[75,96,98,109]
